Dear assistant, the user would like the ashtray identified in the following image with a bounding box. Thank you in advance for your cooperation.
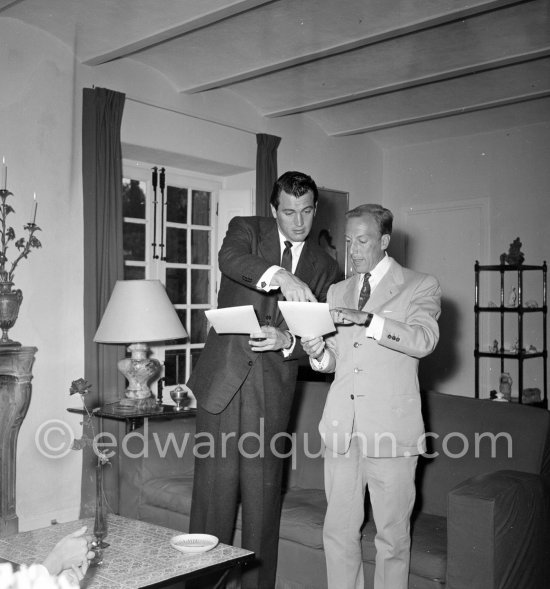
[170,533,219,554]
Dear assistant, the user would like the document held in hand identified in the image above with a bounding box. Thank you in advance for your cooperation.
[205,305,262,334]
[278,301,336,338]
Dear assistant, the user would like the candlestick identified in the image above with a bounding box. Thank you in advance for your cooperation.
[32,193,37,225]
[1,158,6,191]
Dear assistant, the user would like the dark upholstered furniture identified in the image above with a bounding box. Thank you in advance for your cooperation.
[119,382,550,589]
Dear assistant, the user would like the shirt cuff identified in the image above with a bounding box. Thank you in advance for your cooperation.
[281,331,296,357]
[257,265,283,291]
[310,348,329,370]
[365,314,384,340]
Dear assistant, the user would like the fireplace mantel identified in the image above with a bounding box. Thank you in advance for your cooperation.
[0,346,37,537]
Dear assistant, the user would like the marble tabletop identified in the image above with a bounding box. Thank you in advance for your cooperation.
[0,514,254,588]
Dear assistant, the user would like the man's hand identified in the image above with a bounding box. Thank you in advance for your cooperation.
[331,307,369,325]
[301,335,325,360]
[271,269,317,302]
[249,326,291,352]
[42,526,95,578]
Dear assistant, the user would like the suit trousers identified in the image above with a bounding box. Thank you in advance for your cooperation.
[323,437,418,589]
[189,363,292,589]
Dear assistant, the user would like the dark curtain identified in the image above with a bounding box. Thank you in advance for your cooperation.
[255,133,281,216]
[80,87,125,516]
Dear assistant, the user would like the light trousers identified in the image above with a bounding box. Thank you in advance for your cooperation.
[323,437,418,589]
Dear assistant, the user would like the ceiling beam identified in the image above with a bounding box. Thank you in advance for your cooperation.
[180,0,526,93]
[310,59,550,135]
[264,50,550,117]
[82,0,275,66]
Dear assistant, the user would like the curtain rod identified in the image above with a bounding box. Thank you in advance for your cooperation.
[126,96,258,136]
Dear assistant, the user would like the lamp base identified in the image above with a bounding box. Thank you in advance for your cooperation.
[117,395,159,411]
[117,343,161,402]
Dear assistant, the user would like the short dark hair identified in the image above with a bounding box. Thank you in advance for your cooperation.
[270,171,319,210]
[346,204,393,236]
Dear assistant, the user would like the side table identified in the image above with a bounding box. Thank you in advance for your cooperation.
[0,346,37,537]
[67,402,196,433]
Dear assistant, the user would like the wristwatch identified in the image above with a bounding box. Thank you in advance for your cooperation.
[363,313,374,328]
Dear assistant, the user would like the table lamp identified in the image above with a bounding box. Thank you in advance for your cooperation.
[94,279,187,409]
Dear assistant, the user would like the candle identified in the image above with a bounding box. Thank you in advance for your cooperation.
[1,157,6,190]
[32,193,37,224]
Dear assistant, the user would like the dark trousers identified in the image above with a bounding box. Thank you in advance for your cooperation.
[189,367,293,589]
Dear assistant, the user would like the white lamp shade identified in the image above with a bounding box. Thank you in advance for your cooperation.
[94,280,187,344]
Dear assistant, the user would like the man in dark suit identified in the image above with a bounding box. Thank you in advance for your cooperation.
[187,171,340,589]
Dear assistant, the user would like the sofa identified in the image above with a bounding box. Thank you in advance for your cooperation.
[119,382,550,588]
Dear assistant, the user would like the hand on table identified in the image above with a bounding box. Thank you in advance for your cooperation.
[42,526,95,579]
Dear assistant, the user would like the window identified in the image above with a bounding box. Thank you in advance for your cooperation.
[122,162,220,391]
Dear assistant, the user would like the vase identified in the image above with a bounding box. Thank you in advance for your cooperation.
[0,282,22,347]
[90,461,109,565]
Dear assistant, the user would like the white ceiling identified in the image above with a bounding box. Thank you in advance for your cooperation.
[2,0,550,141]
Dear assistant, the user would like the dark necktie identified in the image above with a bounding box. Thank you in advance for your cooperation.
[358,273,371,309]
[281,240,293,272]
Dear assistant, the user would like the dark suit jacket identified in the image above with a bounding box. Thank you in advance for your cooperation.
[187,215,340,416]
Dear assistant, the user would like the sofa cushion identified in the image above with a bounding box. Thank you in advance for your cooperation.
[279,489,326,549]
[362,511,447,583]
[141,475,194,516]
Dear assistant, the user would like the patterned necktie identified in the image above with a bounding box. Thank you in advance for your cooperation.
[281,240,293,272]
[358,273,371,309]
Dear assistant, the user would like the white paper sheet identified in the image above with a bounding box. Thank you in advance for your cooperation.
[278,301,336,337]
[205,305,262,334]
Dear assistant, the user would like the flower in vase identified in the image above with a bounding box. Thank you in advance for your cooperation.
[69,378,92,396]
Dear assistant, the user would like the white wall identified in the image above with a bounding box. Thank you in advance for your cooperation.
[381,123,550,401]
[1,19,85,530]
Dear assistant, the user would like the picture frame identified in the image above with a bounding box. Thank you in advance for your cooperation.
[310,187,349,281]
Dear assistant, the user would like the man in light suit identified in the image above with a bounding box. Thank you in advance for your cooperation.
[187,171,340,589]
[302,204,441,589]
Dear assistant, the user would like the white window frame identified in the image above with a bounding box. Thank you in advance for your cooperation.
[122,159,221,395]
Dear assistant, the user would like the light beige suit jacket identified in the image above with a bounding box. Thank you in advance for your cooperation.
[317,257,441,456]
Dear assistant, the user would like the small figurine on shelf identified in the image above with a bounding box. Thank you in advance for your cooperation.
[528,344,538,353]
[500,237,525,265]
[489,339,499,353]
[523,388,542,404]
[508,286,517,307]
[493,392,509,402]
[499,372,513,401]
[525,299,539,308]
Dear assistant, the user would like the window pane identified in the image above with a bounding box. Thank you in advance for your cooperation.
[191,269,210,304]
[190,309,208,343]
[165,227,187,263]
[122,179,146,219]
[191,230,210,264]
[123,222,145,261]
[167,186,188,224]
[164,349,185,386]
[192,190,210,226]
[124,266,145,280]
[166,268,187,304]
[172,309,188,345]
